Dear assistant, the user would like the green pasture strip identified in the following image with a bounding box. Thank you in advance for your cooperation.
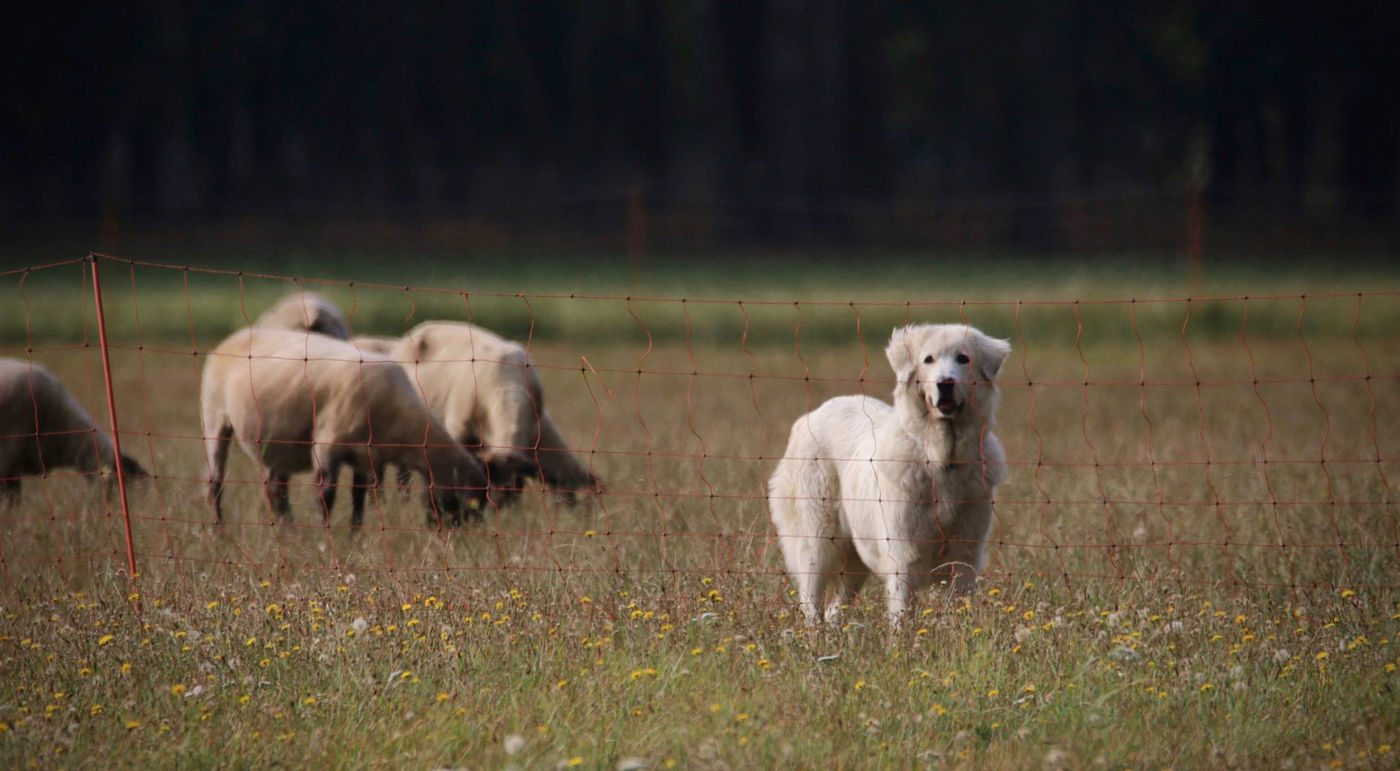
[3,253,1398,348]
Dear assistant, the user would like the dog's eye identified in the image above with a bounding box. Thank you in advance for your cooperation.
[923,355,934,364]
[955,353,970,364]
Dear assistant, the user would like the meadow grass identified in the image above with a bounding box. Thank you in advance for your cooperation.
[1,254,1398,768]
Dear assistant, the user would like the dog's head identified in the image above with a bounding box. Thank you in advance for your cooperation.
[886,324,1011,421]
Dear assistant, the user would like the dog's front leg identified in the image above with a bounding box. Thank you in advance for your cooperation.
[794,564,828,627]
[884,572,914,627]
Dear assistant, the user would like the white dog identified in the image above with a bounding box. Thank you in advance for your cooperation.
[768,324,1011,625]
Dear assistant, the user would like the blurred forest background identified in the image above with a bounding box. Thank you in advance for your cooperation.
[4,1,1399,258]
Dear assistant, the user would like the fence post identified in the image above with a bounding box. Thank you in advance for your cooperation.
[88,254,141,596]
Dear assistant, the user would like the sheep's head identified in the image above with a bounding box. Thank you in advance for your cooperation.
[554,467,601,505]
[419,451,489,527]
[98,453,149,500]
[480,448,538,509]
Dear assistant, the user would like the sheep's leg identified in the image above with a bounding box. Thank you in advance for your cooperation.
[1,478,19,508]
[423,483,445,530]
[315,464,339,527]
[205,424,233,523]
[314,438,354,527]
[350,470,368,528]
[261,469,290,523]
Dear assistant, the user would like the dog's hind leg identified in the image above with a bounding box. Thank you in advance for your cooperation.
[775,519,834,626]
[823,549,869,623]
[770,456,841,627]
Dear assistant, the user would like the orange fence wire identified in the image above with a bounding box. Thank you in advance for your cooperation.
[0,254,1396,606]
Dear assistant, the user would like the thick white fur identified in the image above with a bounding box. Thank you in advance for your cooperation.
[768,324,1011,625]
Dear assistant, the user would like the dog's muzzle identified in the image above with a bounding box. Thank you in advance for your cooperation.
[934,380,960,415]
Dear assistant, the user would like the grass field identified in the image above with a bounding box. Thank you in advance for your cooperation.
[1,251,1398,768]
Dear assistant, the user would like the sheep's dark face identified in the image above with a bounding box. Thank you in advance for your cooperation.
[422,480,486,528]
[554,468,601,505]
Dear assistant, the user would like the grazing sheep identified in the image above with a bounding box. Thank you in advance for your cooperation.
[0,358,147,502]
[200,328,488,527]
[392,322,599,504]
[254,292,352,340]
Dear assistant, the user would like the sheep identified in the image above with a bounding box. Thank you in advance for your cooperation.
[254,292,352,340]
[392,321,599,504]
[200,327,489,527]
[0,358,147,502]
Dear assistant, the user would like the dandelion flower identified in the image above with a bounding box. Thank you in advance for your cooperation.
[987,689,1000,698]
[1200,683,1214,692]
[170,684,187,696]
[98,634,114,646]
[567,757,584,767]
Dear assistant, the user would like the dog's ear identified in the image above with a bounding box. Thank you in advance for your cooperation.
[971,332,1012,383]
[885,326,917,382]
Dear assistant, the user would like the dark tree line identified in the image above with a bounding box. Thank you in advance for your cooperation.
[5,1,1398,240]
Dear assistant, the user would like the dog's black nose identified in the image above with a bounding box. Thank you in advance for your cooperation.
[936,379,956,394]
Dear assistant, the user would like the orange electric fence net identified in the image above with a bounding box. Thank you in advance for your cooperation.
[1,254,1397,608]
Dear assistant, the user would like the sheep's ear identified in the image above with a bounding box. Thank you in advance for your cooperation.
[972,333,1012,382]
[885,326,917,382]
